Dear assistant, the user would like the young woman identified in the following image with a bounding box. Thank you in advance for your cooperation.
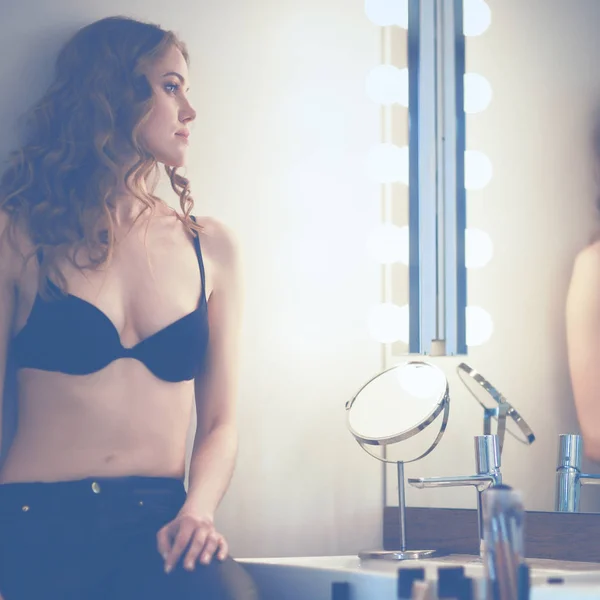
[0,15,257,600]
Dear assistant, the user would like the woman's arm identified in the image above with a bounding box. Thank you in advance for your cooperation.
[182,218,244,519]
[566,242,600,461]
[156,218,244,572]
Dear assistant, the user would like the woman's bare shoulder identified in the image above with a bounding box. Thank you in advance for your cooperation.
[572,241,600,281]
[566,242,600,320]
[192,215,239,264]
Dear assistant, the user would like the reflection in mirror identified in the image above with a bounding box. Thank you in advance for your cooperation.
[555,434,600,513]
[382,0,600,514]
[456,362,536,453]
[346,361,449,560]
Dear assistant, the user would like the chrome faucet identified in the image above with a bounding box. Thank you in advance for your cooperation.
[408,434,502,556]
[555,434,600,512]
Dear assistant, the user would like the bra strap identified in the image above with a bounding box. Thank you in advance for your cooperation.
[189,215,207,304]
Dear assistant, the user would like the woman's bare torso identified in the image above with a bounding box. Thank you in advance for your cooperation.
[0,206,213,484]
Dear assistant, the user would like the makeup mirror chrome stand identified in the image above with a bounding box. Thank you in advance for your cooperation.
[346,360,450,561]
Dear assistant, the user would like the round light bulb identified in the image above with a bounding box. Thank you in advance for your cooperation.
[366,223,409,265]
[463,0,491,36]
[365,0,408,28]
[465,150,493,190]
[464,72,493,114]
[368,303,409,344]
[466,305,494,346]
[465,228,493,269]
[366,65,409,107]
[367,144,409,185]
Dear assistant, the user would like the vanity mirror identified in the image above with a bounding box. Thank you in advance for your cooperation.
[346,360,449,560]
[378,0,598,515]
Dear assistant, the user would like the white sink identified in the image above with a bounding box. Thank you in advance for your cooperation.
[239,554,600,600]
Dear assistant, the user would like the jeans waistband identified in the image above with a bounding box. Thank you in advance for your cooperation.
[0,475,186,509]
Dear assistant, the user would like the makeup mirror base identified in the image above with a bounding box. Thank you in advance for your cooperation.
[358,549,439,561]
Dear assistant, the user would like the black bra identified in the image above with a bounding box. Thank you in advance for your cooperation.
[10,218,209,383]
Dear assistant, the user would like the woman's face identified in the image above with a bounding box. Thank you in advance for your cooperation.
[138,45,196,168]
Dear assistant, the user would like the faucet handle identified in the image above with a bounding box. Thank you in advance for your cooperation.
[475,434,501,475]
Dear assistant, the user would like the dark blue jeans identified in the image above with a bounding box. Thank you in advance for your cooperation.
[0,475,259,600]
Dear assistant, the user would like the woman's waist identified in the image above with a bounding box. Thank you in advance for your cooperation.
[10,387,192,451]
[1,382,192,484]
[0,432,188,486]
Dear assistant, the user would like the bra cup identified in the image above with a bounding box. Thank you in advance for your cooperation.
[129,308,209,382]
[12,295,209,383]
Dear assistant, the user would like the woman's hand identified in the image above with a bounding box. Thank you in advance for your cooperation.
[156,509,229,573]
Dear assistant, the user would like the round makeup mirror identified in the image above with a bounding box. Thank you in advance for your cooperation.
[456,362,535,454]
[346,360,450,561]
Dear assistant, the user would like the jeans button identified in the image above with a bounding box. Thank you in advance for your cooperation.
[91,482,101,494]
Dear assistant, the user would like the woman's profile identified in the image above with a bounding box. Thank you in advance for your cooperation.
[0,15,257,600]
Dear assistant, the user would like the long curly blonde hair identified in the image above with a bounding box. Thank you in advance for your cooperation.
[0,15,201,300]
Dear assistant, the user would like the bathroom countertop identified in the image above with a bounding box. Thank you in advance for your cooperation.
[241,553,600,574]
[239,554,600,599]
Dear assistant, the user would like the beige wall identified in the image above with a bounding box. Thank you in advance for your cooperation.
[0,1,385,557]
[390,0,600,514]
